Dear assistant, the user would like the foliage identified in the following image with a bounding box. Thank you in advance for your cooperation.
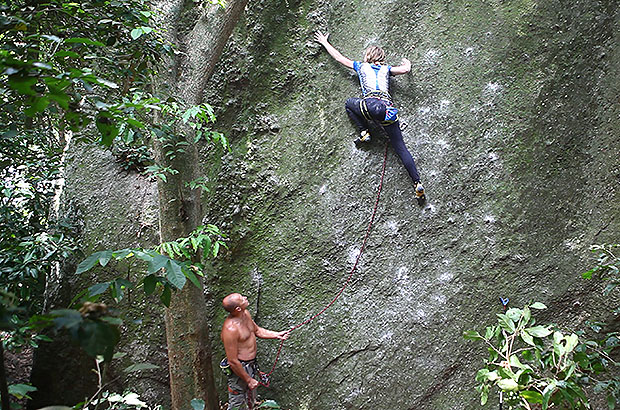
[582,244,619,300]
[256,400,282,409]
[0,0,230,408]
[465,303,593,409]
[85,391,152,410]
[75,225,226,307]
[0,0,169,333]
[8,383,37,400]
[466,244,620,409]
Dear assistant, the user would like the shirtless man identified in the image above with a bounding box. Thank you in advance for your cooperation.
[221,293,289,410]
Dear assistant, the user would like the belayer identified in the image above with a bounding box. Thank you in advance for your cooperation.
[220,293,289,410]
[315,31,425,203]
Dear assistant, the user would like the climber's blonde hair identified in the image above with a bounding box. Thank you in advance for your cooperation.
[363,46,386,64]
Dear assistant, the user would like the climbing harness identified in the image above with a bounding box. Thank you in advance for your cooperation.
[257,141,390,388]
[359,97,399,126]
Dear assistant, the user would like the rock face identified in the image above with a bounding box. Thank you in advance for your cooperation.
[203,0,619,408]
[45,0,618,409]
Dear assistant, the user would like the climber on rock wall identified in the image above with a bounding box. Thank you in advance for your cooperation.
[314,31,425,204]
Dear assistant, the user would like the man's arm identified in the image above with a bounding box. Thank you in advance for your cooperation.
[221,324,259,389]
[314,31,354,69]
[390,58,411,75]
[246,311,290,340]
[255,326,290,340]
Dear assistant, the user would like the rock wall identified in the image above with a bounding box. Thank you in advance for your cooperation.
[46,0,619,409]
[203,0,619,408]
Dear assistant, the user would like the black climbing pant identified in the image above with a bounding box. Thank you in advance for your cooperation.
[345,97,420,183]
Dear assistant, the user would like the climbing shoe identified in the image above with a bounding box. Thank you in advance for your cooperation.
[415,181,426,205]
[354,129,371,145]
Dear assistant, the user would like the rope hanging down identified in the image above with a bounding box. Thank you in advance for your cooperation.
[259,141,390,386]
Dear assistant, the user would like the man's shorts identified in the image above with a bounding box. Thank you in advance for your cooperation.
[227,358,258,410]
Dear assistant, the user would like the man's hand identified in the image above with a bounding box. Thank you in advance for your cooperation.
[275,330,290,340]
[248,378,259,390]
[400,57,411,66]
[314,31,330,46]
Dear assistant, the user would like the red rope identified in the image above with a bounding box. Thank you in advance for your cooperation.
[259,141,389,386]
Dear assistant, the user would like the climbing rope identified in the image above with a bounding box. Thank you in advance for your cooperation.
[258,140,390,387]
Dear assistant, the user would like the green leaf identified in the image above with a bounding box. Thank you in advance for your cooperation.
[522,306,531,324]
[542,382,557,409]
[65,37,105,46]
[48,90,70,110]
[480,383,489,405]
[521,330,535,346]
[130,28,143,39]
[191,399,205,410]
[463,330,483,341]
[182,265,201,289]
[476,369,499,382]
[124,363,159,373]
[8,384,37,399]
[484,326,495,339]
[96,113,119,146]
[94,77,118,89]
[582,268,596,279]
[165,260,186,289]
[98,251,113,267]
[112,249,134,259]
[8,75,37,95]
[160,284,171,307]
[100,316,122,325]
[88,282,111,296]
[51,309,83,330]
[565,334,579,353]
[475,368,489,382]
[497,378,519,391]
[530,302,547,310]
[497,313,516,332]
[257,400,281,409]
[148,254,169,274]
[526,325,552,338]
[143,275,157,295]
[520,390,543,404]
[24,96,50,116]
[126,118,145,128]
[607,393,616,409]
[79,319,120,361]
[76,251,113,274]
[54,50,81,59]
[506,308,522,322]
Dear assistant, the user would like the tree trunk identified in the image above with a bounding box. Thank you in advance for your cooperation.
[152,1,248,408]
[0,343,10,410]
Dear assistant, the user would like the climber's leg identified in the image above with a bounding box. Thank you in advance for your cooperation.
[384,121,421,184]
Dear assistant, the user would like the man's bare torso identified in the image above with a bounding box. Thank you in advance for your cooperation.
[223,310,257,360]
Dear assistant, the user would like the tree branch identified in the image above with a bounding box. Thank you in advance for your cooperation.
[179,0,249,104]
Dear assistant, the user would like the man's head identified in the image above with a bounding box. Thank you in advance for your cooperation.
[222,293,249,313]
[363,46,386,64]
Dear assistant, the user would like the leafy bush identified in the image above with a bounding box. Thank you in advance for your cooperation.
[465,244,620,409]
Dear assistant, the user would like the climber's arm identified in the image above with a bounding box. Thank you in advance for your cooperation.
[391,58,411,75]
[314,31,354,69]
